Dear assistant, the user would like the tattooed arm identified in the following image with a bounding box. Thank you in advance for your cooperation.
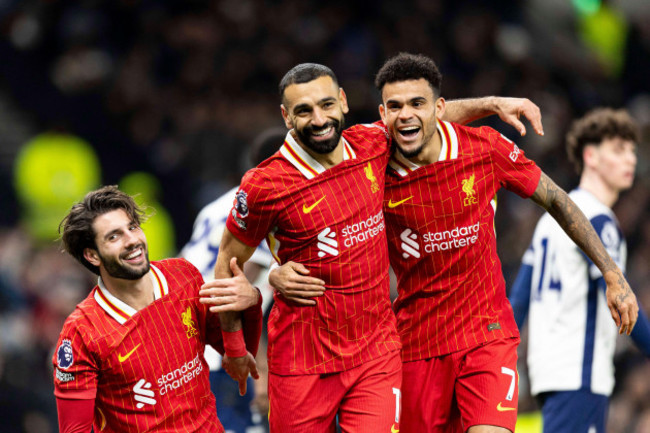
[530,173,639,335]
[442,97,544,136]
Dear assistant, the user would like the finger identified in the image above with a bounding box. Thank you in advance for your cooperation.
[210,303,248,314]
[523,105,544,136]
[509,116,527,136]
[285,290,325,298]
[249,362,259,380]
[285,296,317,306]
[609,303,621,328]
[292,276,326,286]
[238,378,247,396]
[619,308,630,335]
[230,257,244,276]
[291,262,312,275]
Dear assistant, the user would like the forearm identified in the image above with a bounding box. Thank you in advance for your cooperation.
[214,254,243,332]
[442,97,498,125]
[531,174,619,276]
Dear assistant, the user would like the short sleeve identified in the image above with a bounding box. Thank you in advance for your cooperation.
[52,320,98,400]
[491,133,541,198]
[225,170,277,248]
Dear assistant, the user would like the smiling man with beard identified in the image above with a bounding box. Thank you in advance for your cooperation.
[52,185,264,433]
[199,62,546,433]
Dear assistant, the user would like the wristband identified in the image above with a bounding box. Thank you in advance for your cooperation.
[223,329,247,358]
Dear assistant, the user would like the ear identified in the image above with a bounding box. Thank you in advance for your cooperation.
[435,97,446,119]
[280,104,293,129]
[83,248,101,268]
[583,145,598,169]
[339,88,350,114]
[379,104,387,125]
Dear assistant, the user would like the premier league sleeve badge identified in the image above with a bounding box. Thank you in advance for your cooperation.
[57,339,74,369]
[232,189,249,230]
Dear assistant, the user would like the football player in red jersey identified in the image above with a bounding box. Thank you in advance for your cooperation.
[53,186,263,433]
[269,53,638,433]
[200,62,547,433]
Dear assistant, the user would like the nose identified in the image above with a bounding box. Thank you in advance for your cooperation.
[398,105,413,121]
[311,107,328,127]
[123,229,139,247]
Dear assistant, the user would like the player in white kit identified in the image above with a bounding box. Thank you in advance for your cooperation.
[510,108,650,433]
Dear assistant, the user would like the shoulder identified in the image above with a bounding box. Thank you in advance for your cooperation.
[343,122,390,156]
[445,122,506,154]
[153,258,201,277]
[59,291,101,339]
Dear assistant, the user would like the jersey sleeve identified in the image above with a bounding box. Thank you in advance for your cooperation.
[509,245,534,329]
[56,397,94,433]
[490,132,541,198]
[585,214,624,279]
[225,170,278,248]
[52,318,98,400]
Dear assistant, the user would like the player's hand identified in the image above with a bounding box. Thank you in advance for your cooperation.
[604,270,639,335]
[222,352,259,396]
[199,257,260,313]
[493,97,544,137]
[269,261,326,306]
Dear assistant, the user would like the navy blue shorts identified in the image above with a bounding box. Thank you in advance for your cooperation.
[539,390,608,433]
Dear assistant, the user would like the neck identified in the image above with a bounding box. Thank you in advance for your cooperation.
[291,130,344,169]
[579,171,619,208]
[100,270,154,311]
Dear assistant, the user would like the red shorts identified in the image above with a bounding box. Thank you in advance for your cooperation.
[269,351,402,433]
[401,337,520,433]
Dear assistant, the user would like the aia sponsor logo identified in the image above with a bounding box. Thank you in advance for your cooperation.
[317,227,339,257]
[400,229,420,259]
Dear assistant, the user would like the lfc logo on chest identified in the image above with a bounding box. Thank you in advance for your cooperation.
[181,307,199,338]
[461,174,478,207]
[364,162,380,193]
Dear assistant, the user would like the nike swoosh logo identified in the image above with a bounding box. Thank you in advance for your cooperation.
[387,196,413,208]
[118,344,141,362]
[496,402,516,412]
[391,424,399,433]
[303,196,326,214]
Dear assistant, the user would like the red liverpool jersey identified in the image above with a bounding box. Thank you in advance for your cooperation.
[53,259,225,433]
[226,123,401,375]
[384,120,541,361]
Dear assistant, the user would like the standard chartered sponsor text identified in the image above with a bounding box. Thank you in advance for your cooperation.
[422,222,479,253]
[341,211,385,248]
[157,354,203,395]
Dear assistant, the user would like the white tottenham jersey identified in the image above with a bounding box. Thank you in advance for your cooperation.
[181,186,274,370]
[523,188,626,396]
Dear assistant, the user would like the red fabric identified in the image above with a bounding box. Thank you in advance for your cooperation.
[242,288,263,356]
[52,259,224,433]
[226,123,401,375]
[56,397,94,433]
[268,352,402,433]
[384,121,541,361]
[222,329,247,357]
[401,337,520,433]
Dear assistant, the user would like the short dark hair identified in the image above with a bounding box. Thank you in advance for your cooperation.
[59,185,147,275]
[375,52,442,97]
[279,63,339,104]
[249,126,286,166]
[566,108,639,174]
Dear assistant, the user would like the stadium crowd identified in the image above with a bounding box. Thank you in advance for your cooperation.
[0,0,649,432]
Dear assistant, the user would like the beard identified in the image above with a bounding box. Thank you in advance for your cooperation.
[99,246,150,280]
[295,118,345,154]
[397,142,425,159]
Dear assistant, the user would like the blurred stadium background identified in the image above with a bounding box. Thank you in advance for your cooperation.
[0,0,649,432]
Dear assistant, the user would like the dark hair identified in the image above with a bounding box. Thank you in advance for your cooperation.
[279,63,339,104]
[59,185,147,275]
[566,108,639,174]
[249,126,286,166]
[375,52,443,96]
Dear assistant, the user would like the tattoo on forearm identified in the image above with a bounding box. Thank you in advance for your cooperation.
[531,174,617,275]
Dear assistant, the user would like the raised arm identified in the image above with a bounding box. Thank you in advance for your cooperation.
[443,97,544,136]
[530,173,639,334]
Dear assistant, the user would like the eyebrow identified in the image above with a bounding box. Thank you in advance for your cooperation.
[293,96,337,113]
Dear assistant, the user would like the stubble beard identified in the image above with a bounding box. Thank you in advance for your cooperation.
[99,246,151,280]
